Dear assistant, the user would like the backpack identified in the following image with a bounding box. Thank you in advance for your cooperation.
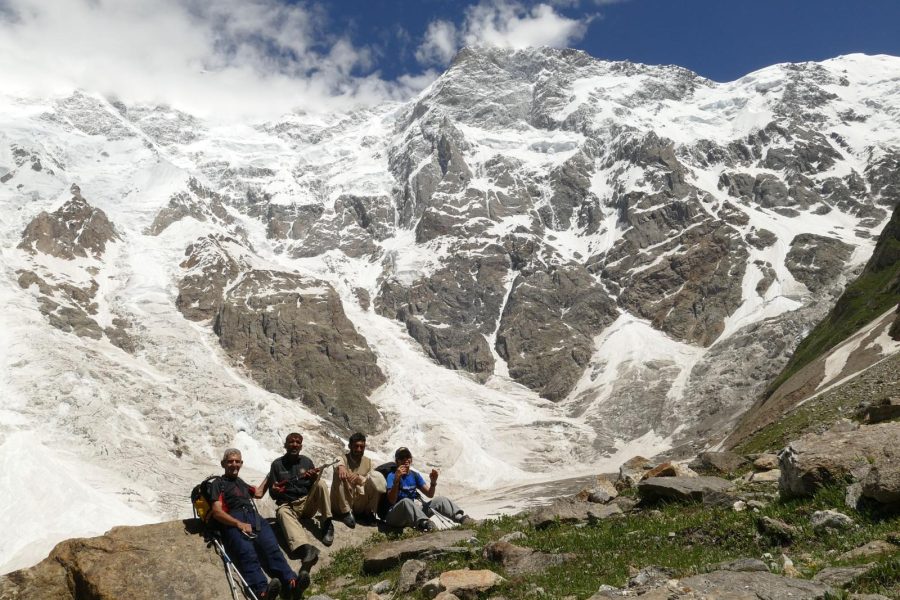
[374,462,397,520]
[190,475,220,523]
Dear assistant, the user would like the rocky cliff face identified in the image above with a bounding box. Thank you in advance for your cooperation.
[728,202,900,447]
[175,235,384,431]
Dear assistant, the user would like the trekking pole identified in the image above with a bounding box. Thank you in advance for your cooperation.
[211,537,259,600]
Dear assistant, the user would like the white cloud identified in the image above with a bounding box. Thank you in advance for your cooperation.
[416,20,459,66]
[0,0,431,119]
[415,0,591,67]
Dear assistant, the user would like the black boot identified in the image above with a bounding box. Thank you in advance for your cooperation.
[260,578,280,599]
[292,543,319,570]
[321,519,335,547]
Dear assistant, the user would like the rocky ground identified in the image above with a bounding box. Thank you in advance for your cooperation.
[3,413,897,599]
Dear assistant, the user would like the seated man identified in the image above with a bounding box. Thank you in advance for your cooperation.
[330,432,386,527]
[384,447,473,531]
[257,432,334,557]
[209,448,308,600]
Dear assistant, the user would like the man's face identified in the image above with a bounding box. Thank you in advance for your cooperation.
[284,436,302,455]
[222,454,243,477]
[349,440,366,459]
[398,456,413,468]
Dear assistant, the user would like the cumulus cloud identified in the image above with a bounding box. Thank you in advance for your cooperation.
[416,0,591,67]
[416,20,460,66]
[0,0,429,119]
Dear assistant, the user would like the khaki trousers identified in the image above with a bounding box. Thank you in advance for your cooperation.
[275,478,332,552]
[330,469,387,515]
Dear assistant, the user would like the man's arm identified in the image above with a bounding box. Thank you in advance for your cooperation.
[418,469,438,499]
[254,476,269,499]
[210,500,253,535]
[386,469,402,505]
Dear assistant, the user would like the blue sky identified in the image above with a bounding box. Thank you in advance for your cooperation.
[1,0,898,117]
[321,0,900,82]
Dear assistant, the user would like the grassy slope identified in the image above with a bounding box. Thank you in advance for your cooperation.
[767,204,900,396]
[312,487,899,599]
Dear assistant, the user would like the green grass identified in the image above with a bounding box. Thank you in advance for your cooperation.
[309,486,900,599]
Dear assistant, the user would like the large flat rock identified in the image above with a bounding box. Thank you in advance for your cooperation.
[780,421,900,504]
[0,520,238,600]
[362,530,474,574]
[637,476,734,502]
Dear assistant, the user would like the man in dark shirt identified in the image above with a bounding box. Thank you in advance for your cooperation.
[209,448,307,599]
[256,432,335,553]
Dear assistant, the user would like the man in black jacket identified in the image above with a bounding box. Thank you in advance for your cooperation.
[210,448,308,599]
[257,433,334,554]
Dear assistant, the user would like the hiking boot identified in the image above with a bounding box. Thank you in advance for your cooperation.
[321,519,335,546]
[454,511,475,526]
[292,543,319,570]
[284,571,310,600]
[260,578,280,599]
[354,511,377,526]
[416,518,435,532]
[336,511,356,529]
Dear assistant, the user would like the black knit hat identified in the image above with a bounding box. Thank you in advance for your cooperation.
[394,447,412,461]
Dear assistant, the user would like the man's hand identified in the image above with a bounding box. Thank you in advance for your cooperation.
[337,465,352,481]
[272,480,287,494]
[304,467,321,479]
[397,464,410,477]
[237,521,253,535]
[429,468,439,483]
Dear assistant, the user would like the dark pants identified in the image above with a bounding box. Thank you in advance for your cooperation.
[220,507,297,595]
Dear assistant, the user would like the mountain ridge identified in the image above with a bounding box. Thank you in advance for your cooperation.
[1,47,899,573]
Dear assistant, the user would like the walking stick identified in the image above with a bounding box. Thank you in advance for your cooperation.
[210,536,259,600]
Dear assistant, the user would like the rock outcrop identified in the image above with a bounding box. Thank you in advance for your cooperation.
[779,421,900,506]
[0,521,234,600]
[214,270,385,432]
[15,185,135,350]
[18,184,119,259]
[177,238,384,431]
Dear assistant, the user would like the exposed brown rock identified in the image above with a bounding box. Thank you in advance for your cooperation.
[18,185,119,259]
[214,270,385,432]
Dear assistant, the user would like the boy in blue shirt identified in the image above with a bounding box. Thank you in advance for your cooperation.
[384,447,473,531]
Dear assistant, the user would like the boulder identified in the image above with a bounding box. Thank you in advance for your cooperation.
[637,476,734,503]
[397,559,429,593]
[689,451,749,476]
[838,540,899,561]
[856,396,900,424]
[482,541,575,576]
[748,469,781,482]
[362,530,473,574]
[861,460,900,505]
[813,563,876,587]
[527,497,622,529]
[756,516,798,545]
[752,454,780,471]
[0,520,249,600]
[779,421,900,504]
[575,476,618,504]
[641,461,698,480]
[433,569,504,599]
[810,510,855,532]
[617,456,652,489]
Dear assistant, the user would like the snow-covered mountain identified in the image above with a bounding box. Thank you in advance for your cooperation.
[2,47,899,572]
